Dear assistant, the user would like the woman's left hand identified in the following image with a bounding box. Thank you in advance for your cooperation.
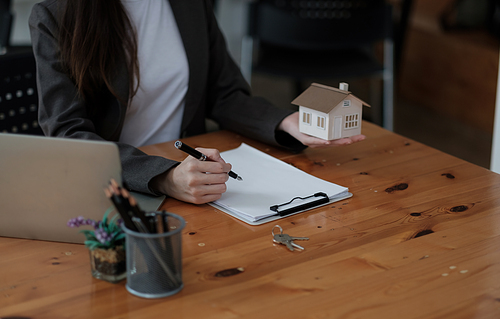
[278,112,366,148]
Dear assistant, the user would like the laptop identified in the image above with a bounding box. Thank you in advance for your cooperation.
[0,133,165,243]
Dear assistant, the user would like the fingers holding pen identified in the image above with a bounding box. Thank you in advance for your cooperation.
[174,141,242,181]
[184,156,232,183]
[195,147,227,164]
[165,142,242,203]
[195,147,244,180]
[162,150,232,204]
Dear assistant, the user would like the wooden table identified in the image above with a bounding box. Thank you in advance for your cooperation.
[2,122,500,318]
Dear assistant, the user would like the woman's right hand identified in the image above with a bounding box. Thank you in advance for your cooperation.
[152,148,232,204]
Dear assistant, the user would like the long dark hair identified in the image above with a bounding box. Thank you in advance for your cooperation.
[58,0,139,103]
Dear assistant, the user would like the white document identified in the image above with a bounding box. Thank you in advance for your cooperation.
[209,143,352,225]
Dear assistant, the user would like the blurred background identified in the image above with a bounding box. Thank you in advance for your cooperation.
[215,0,500,169]
[2,0,500,169]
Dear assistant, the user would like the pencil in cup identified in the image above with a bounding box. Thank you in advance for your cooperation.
[123,212,186,298]
[104,180,185,297]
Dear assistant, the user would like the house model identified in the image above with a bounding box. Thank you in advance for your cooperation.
[292,82,370,140]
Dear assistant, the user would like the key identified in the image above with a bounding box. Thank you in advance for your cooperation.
[280,234,309,251]
[272,225,309,251]
[286,234,310,242]
[273,233,309,251]
[273,233,295,251]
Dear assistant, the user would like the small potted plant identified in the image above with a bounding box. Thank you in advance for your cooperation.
[67,208,126,283]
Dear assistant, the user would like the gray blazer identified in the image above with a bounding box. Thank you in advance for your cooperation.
[29,0,304,195]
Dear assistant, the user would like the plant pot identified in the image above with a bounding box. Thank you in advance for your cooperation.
[89,246,126,283]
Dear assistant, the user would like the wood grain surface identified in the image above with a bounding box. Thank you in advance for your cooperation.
[1,121,499,318]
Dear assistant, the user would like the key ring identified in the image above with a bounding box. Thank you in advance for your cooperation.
[272,225,283,237]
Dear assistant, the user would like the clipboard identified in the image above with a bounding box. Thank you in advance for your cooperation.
[208,143,352,225]
[210,191,352,226]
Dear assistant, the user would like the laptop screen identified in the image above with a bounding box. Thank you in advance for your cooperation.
[0,133,164,243]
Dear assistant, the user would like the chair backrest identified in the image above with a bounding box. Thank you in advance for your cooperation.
[248,0,393,50]
[0,48,44,135]
[0,0,13,51]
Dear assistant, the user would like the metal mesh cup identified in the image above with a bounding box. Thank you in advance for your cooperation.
[123,212,185,298]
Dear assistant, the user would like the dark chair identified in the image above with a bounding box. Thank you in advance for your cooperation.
[0,48,44,135]
[0,0,13,54]
[241,0,394,130]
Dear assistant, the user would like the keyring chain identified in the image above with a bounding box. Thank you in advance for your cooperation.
[272,225,283,237]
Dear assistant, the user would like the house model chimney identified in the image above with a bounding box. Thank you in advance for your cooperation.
[339,82,349,91]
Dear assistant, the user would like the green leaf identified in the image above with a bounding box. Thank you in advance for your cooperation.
[108,223,119,233]
[102,207,115,226]
[114,233,126,241]
[110,213,120,225]
[85,240,98,250]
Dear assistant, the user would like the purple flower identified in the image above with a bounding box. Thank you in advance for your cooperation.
[67,217,97,228]
[94,228,112,245]
[67,209,124,249]
[67,216,84,227]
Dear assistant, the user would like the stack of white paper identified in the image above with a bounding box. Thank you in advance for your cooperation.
[209,143,351,225]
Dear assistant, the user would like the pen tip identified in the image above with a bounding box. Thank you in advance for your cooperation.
[237,176,243,181]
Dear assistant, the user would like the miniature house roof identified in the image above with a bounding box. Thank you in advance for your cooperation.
[291,83,371,113]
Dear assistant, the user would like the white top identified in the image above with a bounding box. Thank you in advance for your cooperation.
[119,0,189,147]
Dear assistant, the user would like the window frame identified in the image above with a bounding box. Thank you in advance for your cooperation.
[344,113,359,130]
[302,112,312,125]
[317,115,326,130]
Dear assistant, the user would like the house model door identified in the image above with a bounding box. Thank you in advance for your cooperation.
[333,116,342,139]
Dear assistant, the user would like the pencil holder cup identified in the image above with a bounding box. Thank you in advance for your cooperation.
[122,212,185,299]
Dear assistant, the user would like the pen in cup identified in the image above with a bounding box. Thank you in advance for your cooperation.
[104,181,180,289]
[174,140,243,181]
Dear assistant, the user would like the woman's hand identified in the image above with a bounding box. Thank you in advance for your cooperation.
[278,112,366,148]
[152,148,232,204]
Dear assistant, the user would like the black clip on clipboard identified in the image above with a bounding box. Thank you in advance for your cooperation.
[270,192,329,217]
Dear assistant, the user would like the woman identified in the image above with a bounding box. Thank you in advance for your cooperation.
[29,0,364,204]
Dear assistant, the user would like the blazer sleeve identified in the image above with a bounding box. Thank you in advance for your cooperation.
[29,2,176,196]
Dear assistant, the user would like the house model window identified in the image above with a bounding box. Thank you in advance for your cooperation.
[303,112,312,125]
[345,114,359,129]
[293,82,370,141]
[317,116,326,129]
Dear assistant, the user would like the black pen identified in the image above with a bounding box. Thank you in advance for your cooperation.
[174,140,243,181]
